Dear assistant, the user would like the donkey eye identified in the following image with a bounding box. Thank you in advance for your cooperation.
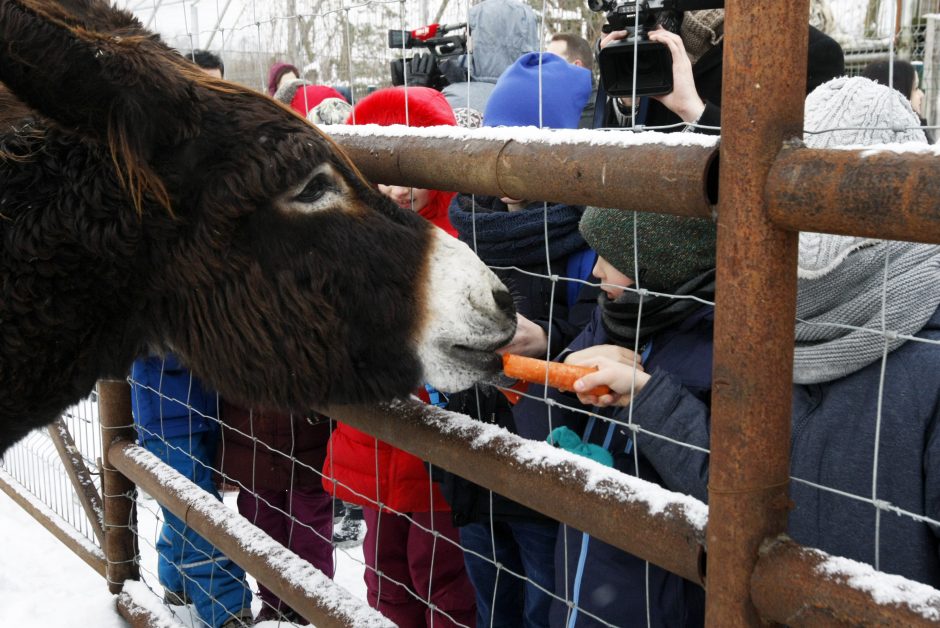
[294,174,331,204]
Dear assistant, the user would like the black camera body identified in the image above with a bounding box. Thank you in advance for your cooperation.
[388,23,468,89]
[589,0,723,97]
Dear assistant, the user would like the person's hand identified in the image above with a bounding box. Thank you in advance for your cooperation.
[912,87,926,118]
[647,27,706,124]
[405,53,442,89]
[600,29,628,50]
[565,344,643,369]
[498,314,548,357]
[563,353,650,407]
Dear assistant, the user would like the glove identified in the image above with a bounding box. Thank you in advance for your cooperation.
[405,53,443,89]
[547,426,614,467]
[390,58,406,86]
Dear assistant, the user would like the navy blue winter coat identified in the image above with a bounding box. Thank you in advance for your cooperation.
[640,306,940,588]
[513,305,713,627]
[439,195,599,526]
[130,354,219,443]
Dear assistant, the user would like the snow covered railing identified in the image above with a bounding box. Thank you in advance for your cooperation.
[326,398,940,626]
[95,380,389,628]
[325,125,719,219]
[752,537,940,626]
[107,441,394,628]
[326,398,709,585]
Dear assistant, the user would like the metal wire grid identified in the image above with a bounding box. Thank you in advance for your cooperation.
[0,396,103,551]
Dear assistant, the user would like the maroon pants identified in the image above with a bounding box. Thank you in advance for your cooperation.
[363,507,476,627]
[237,487,334,612]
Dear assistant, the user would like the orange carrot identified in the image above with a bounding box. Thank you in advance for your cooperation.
[502,354,611,397]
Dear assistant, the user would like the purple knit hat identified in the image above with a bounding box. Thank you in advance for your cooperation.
[266,62,300,96]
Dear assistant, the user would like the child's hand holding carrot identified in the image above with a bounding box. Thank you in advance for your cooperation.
[564,348,651,407]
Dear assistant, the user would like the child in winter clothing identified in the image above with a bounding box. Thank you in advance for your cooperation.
[547,76,940,627]
[439,52,596,628]
[340,86,458,236]
[216,403,334,623]
[266,61,300,97]
[575,77,940,594]
[272,79,347,118]
[509,205,716,628]
[130,355,253,628]
[322,86,475,628]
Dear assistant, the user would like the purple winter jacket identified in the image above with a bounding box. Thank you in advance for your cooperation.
[216,401,331,493]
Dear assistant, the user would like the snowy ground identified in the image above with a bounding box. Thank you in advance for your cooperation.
[0,488,368,628]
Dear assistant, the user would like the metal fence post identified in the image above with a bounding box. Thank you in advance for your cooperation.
[98,378,140,594]
[705,1,809,624]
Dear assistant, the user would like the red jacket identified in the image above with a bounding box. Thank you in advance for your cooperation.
[322,423,449,513]
[322,389,449,513]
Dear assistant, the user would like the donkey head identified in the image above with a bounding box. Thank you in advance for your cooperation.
[0,0,516,416]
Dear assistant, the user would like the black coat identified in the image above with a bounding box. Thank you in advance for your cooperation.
[437,194,600,526]
[599,25,845,131]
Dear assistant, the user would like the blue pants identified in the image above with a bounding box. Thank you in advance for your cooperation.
[144,432,251,628]
[459,520,558,628]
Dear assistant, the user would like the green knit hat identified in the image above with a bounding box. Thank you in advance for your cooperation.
[579,207,717,292]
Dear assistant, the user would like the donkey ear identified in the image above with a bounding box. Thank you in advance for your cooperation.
[0,0,201,146]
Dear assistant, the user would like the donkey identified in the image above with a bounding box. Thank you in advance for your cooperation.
[0,0,516,454]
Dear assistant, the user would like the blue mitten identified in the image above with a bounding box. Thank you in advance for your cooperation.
[547,426,614,467]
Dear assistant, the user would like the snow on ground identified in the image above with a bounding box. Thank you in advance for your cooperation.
[0,489,125,628]
[0,488,368,627]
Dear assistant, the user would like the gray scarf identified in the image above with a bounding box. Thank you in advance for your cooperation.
[794,233,940,384]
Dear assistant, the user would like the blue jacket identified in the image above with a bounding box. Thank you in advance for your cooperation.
[513,305,713,627]
[639,306,940,588]
[130,354,219,443]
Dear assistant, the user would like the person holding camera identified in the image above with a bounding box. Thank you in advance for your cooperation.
[595,7,845,131]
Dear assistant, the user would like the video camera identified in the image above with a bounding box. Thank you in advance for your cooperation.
[588,0,723,97]
[388,23,468,89]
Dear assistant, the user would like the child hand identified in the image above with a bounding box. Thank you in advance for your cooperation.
[565,344,644,369]
[566,355,651,407]
[497,314,548,357]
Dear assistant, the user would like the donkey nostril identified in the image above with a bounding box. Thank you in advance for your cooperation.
[493,288,515,318]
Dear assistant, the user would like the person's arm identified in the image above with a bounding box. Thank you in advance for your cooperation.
[625,370,712,502]
[598,28,714,133]
[646,28,705,125]
[569,353,712,501]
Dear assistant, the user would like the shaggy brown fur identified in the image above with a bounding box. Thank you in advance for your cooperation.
[0,0,502,453]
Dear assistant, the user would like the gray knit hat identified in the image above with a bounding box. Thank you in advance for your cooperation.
[579,208,717,292]
[307,97,353,126]
[799,76,927,278]
[803,76,925,149]
[453,107,484,129]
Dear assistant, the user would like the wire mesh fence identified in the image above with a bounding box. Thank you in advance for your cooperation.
[0,396,103,555]
[3,0,940,626]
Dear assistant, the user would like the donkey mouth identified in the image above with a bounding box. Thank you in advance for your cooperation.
[449,343,504,373]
